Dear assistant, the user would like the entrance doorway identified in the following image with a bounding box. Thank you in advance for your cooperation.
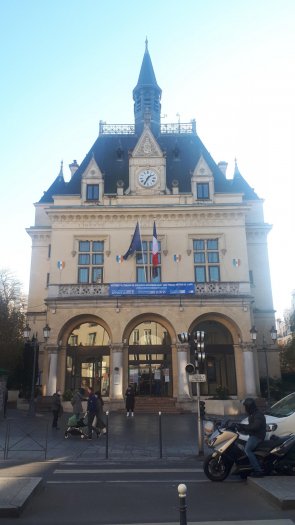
[127,320,172,397]
[129,358,171,396]
[65,321,110,396]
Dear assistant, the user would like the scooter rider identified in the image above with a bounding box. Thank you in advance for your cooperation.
[237,398,266,477]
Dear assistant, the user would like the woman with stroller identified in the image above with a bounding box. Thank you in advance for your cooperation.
[71,388,84,420]
[86,386,98,439]
[95,391,107,435]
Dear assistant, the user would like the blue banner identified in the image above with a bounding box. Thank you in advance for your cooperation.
[109,282,195,296]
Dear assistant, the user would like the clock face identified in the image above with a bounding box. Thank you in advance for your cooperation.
[138,169,158,188]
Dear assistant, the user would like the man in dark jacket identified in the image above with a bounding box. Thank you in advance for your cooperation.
[238,397,266,477]
[51,390,62,429]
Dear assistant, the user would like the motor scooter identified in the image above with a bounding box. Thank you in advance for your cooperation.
[203,420,295,481]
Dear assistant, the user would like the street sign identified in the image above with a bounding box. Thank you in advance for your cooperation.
[189,373,206,382]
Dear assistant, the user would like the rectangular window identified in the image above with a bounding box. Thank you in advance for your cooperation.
[87,332,96,345]
[144,329,152,344]
[133,329,139,344]
[78,240,104,283]
[48,244,51,258]
[197,183,209,199]
[193,238,220,283]
[46,273,50,287]
[86,184,99,201]
[69,334,78,346]
[136,239,161,283]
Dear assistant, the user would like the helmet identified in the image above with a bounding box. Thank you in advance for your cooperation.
[243,397,257,414]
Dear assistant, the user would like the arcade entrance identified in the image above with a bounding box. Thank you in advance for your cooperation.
[65,321,110,396]
[127,321,172,397]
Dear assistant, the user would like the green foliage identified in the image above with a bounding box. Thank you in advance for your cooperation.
[212,385,231,399]
[260,375,295,402]
[63,389,73,401]
[280,336,295,372]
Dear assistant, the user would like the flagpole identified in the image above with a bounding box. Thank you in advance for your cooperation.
[138,219,147,283]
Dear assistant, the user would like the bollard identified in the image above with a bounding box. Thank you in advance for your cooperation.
[105,411,109,459]
[178,483,187,525]
[158,411,162,459]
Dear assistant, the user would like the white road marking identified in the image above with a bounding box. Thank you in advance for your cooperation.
[53,468,203,474]
[47,479,208,484]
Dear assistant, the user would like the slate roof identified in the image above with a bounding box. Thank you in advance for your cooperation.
[39,45,259,204]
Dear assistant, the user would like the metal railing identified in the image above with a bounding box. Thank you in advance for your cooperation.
[47,281,250,300]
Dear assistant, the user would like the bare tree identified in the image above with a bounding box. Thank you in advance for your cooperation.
[0,269,26,385]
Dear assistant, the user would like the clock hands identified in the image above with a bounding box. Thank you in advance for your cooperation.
[144,173,152,185]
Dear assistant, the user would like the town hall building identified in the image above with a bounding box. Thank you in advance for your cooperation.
[26,41,280,411]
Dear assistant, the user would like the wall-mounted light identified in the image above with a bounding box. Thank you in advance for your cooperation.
[179,296,184,312]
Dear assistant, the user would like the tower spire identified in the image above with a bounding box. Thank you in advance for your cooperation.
[133,40,162,136]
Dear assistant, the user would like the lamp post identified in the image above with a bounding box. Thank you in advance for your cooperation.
[23,322,51,416]
[250,325,277,405]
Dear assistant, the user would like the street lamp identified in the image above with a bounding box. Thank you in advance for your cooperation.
[23,321,51,416]
[250,325,277,405]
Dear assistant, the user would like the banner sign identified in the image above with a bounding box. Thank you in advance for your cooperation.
[109,282,195,296]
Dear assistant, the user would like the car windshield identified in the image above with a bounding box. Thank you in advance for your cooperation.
[266,393,295,417]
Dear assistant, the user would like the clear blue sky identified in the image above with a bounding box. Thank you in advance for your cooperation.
[1,0,294,319]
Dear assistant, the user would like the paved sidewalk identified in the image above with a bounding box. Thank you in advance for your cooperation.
[0,409,294,518]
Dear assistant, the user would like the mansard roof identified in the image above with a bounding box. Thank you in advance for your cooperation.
[39,130,258,203]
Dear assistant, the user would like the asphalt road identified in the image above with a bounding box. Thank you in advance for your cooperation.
[2,460,295,525]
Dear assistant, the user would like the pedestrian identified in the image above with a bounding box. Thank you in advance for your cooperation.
[125,384,135,417]
[3,386,8,418]
[51,390,62,429]
[86,386,98,439]
[94,391,107,435]
[71,388,84,420]
[237,397,266,477]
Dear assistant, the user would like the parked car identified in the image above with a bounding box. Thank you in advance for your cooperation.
[240,392,295,439]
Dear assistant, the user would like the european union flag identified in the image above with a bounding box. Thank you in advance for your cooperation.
[123,222,142,260]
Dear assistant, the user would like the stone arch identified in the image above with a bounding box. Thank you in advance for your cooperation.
[122,313,177,398]
[57,314,112,397]
[122,312,177,344]
[188,312,240,397]
[189,312,242,345]
[57,314,112,346]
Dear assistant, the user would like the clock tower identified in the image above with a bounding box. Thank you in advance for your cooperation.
[127,123,167,195]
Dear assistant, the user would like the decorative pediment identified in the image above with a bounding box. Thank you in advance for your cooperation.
[132,125,163,158]
[192,155,213,178]
[82,155,103,181]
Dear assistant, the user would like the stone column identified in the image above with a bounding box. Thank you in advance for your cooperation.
[47,347,58,395]
[176,343,191,399]
[241,343,257,397]
[110,343,123,399]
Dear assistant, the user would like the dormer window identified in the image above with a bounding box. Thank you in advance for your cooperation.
[197,183,209,199]
[191,155,214,201]
[86,184,99,201]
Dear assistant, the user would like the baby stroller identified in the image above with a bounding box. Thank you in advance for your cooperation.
[65,413,88,439]
[64,413,100,439]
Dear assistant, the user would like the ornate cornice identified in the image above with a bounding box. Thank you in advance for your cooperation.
[45,210,246,228]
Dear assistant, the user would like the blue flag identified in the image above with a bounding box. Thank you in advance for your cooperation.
[123,222,142,260]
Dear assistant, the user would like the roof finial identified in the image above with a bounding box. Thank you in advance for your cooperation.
[58,160,64,180]
[145,37,148,52]
[234,157,241,177]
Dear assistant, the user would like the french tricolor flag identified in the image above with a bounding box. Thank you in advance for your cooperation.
[152,221,159,277]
